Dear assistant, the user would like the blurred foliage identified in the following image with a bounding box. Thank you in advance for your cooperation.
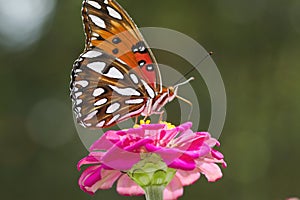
[0,0,300,199]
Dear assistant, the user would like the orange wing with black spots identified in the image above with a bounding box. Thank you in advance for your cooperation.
[82,0,162,89]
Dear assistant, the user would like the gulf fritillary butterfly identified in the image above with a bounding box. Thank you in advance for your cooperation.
[70,0,192,128]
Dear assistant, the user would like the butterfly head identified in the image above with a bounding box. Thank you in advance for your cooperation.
[166,86,177,102]
[165,77,195,102]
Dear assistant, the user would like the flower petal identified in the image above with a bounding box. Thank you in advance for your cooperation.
[79,165,122,195]
[77,152,104,170]
[164,175,184,200]
[175,169,200,186]
[90,132,117,151]
[102,144,140,170]
[95,169,122,189]
[78,165,101,194]
[211,149,224,160]
[125,138,153,152]
[117,174,145,196]
[197,161,223,182]
[168,154,196,170]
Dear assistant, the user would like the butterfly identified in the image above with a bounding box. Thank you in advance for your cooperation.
[70,0,192,128]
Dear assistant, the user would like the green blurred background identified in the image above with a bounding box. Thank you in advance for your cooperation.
[1,0,300,199]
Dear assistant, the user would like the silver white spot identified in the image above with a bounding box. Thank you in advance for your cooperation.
[85,123,92,127]
[107,114,120,126]
[89,14,106,28]
[96,120,105,128]
[84,110,98,121]
[75,92,83,98]
[107,6,122,20]
[109,85,141,96]
[104,67,124,79]
[106,103,121,114]
[75,80,89,87]
[94,98,108,106]
[75,107,82,112]
[130,73,139,84]
[82,50,102,58]
[141,80,155,98]
[87,62,106,74]
[104,0,108,4]
[117,58,126,65]
[73,87,79,92]
[75,69,82,74]
[93,88,105,97]
[76,99,83,105]
[92,32,100,37]
[125,99,144,105]
[87,1,102,9]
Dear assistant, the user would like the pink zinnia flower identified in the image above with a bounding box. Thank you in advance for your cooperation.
[77,122,226,200]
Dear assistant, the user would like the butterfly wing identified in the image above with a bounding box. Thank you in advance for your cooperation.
[82,0,162,90]
[71,48,156,128]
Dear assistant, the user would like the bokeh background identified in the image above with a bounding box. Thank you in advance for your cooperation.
[1,0,300,199]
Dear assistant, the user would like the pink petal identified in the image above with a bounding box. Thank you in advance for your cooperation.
[197,143,211,157]
[142,123,166,130]
[168,154,196,170]
[83,166,102,187]
[160,129,180,145]
[197,161,223,182]
[205,136,220,147]
[117,174,145,196]
[211,149,224,160]
[90,132,116,151]
[79,166,122,195]
[102,144,140,170]
[77,152,104,170]
[125,138,153,151]
[172,129,196,147]
[183,136,206,151]
[126,127,145,137]
[175,169,200,186]
[95,169,122,189]
[142,124,166,139]
[78,165,101,194]
[164,175,184,200]
[176,122,193,132]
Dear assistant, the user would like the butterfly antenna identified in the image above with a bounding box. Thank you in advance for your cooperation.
[174,77,195,89]
[173,51,213,86]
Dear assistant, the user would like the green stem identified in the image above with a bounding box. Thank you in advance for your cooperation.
[144,185,164,200]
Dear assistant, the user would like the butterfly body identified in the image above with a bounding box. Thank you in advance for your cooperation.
[71,0,182,129]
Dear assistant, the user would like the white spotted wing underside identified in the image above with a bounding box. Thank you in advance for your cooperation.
[70,0,164,128]
[71,49,149,128]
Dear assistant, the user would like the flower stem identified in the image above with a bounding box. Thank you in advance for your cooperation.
[144,185,164,200]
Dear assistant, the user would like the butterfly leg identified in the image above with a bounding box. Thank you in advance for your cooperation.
[151,111,164,123]
[159,111,165,122]
[176,95,193,121]
[142,99,153,122]
[143,115,148,121]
